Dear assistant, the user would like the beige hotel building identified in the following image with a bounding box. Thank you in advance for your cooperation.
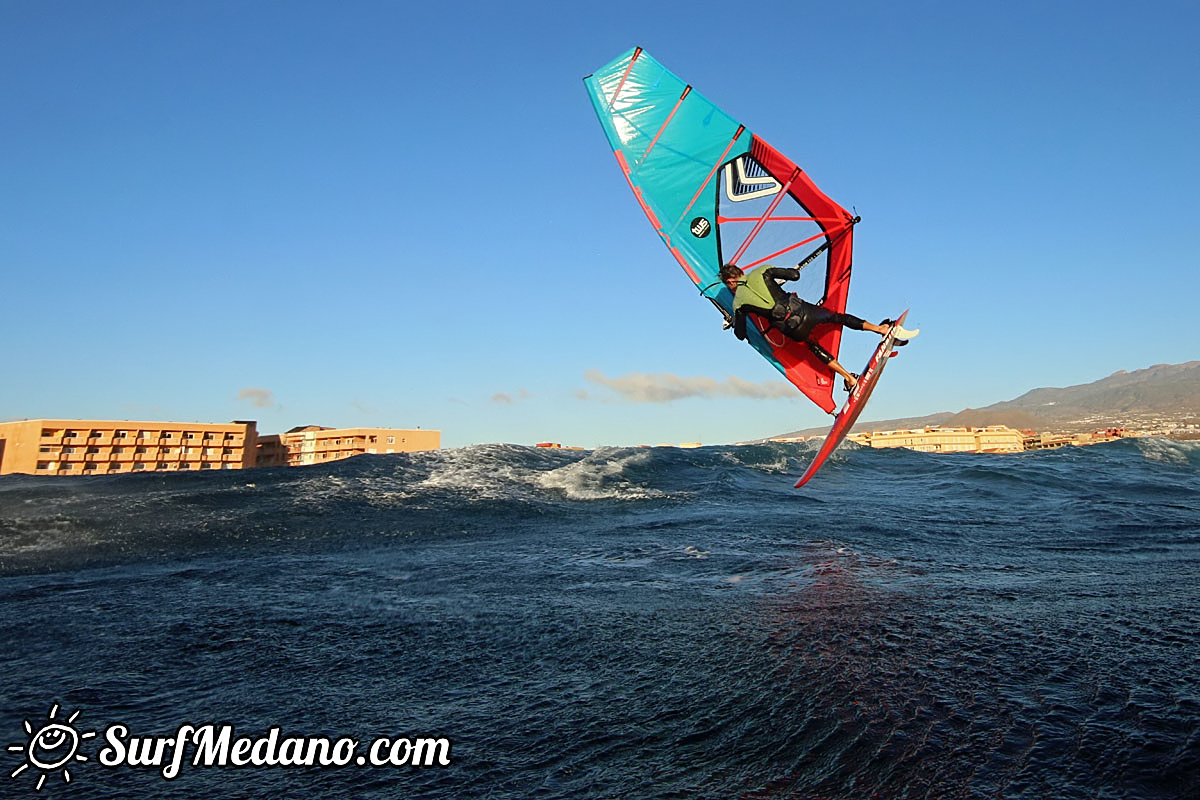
[255,425,441,468]
[846,425,1027,453]
[0,419,439,477]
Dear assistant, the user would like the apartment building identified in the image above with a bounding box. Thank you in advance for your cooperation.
[847,425,1026,454]
[0,419,258,476]
[259,425,441,467]
[0,419,440,476]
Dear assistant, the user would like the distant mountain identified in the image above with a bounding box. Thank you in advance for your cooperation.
[768,361,1200,440]
[942,408,1050,430]
[968,361,1200,426]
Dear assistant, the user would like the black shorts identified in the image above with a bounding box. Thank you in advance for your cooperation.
[777,299,864,342]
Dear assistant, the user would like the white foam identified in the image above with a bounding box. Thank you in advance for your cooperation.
[414,446,531,499]
[282,444,670,505]
[1135,436,1199,466]
[534,448,665,501]
[0,517,96,557]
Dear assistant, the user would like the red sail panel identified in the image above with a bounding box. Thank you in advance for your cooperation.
[729,136,856,413]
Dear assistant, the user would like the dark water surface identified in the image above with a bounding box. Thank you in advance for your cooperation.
[2,439,1198,798]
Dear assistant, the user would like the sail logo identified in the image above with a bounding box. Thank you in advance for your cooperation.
[689,217,711,238]
[723,155,781,202]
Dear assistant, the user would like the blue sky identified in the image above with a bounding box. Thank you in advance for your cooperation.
[3,0,1198,448]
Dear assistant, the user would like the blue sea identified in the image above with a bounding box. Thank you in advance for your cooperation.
[1,438,1198,799]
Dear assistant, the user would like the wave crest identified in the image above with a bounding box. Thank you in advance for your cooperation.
[534,448,666,501]
[1134,436,1200,466]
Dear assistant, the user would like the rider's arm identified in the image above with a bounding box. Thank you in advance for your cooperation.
[762,267,801,283]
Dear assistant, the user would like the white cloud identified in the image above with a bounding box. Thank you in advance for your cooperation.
[583,370,794,403]
[492,388,532,405]
[237,387,276,408]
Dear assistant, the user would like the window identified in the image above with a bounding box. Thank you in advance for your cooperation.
[133,463,146,471]
[89,430,102,438]
[64,431,78,439]
[113,447,125,454]
[179,463,191,470]
[161,447,173,455]
[84,463,98,471]
[36,462,50,471]
[387,436,395,444]
[223,448,232,455]
[63,447,77,454]
[200,463,212,470]
[39,446,52,453]
[115,431,128,439]
[224,433,234,441]
[87,447,100,454]
[41,429,55,438]
[203,433,214,440]
[136,447,148,454]
[162,432,174,440]
[108,463,120,471]
[157,462,169,469]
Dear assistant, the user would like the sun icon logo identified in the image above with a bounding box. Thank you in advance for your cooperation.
[7,704,96,792]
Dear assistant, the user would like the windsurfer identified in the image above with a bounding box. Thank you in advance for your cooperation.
[719,263,915,391]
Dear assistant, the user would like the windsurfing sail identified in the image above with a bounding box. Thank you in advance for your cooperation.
[584,47,858,414]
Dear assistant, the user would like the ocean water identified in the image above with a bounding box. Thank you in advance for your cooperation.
[1,439,1198,799]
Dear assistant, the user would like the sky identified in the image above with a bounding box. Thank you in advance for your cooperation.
[2,0,1198,448]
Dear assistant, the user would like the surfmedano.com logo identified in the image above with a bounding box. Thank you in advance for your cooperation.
[6,703,452,792]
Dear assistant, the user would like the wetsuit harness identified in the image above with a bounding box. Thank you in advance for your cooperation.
[731,266,865,365]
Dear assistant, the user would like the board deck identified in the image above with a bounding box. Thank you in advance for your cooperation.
[794,310,909,488]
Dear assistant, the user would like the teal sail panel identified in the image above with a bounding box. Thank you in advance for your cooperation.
[584,47,750,301]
